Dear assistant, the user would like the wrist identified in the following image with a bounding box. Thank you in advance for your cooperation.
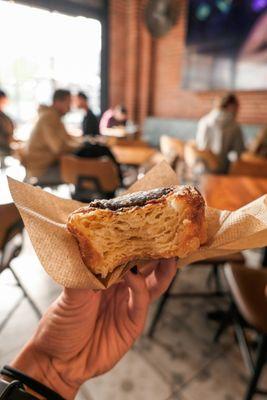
[10,341,78,400]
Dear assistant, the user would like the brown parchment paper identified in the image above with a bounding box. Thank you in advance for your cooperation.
[7,161,267,289]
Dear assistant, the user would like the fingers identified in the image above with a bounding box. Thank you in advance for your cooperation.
[137,260,160,277]
[146,258,177,302]
[124,269,150,329]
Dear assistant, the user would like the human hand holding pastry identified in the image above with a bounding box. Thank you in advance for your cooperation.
[11,259,177,400]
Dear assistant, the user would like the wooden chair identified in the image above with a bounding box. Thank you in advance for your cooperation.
[60,154,121,201]
[229,155,267,178]
[159,135,185,165]
[139,151,166,175]
[0,203,41,332]
[225,263,267,400]
[184,141,219,171]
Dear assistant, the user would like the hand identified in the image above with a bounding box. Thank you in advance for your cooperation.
[11,259,177,400]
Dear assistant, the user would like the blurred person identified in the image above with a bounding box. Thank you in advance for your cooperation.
[100,104,128,136]
[196,93,245,173]
[23,89,81,183]
[249,125,267,157]
[0,89,14,153]
[0,259,177,399]
[76,91,99,137]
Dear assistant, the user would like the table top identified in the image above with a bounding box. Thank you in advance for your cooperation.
[111,145,156,166]
[101,129,128,138]
[200,175,267,210]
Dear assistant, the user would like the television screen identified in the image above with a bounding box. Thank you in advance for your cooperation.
[182,0,267,90]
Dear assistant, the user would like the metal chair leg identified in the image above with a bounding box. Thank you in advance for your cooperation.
[148,275,176,338]
[213,302,234,343]
[232,308,255,374]
[9,267,42,319]
[245,335,267,400]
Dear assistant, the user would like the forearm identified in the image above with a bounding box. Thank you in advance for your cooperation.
[10,341,78,400]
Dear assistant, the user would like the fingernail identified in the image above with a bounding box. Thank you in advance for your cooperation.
[131,265,138,275]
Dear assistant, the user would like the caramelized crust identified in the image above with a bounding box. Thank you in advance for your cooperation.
[67,186,207,278]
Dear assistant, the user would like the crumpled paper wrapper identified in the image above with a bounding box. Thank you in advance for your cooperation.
[8,161,267,289]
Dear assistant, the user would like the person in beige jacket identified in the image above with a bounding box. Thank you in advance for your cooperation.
[24,89,81,183]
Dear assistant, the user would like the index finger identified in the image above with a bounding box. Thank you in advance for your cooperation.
[146,258,177,302]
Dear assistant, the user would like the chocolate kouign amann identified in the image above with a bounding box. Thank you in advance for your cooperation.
[67,186,207,278]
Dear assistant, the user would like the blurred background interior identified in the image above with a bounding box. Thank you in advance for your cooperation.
[1,0,267,399]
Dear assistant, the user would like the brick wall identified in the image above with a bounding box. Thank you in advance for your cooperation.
[109,0,267,126]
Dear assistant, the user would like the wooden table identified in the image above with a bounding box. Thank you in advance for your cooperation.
[200,175,267,211]
[111,145,156,166]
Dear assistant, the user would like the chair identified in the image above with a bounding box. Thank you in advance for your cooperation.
[224,263,267,400]
[19,150,63,189]
[148,252,244,338]
[60,154,121,201]
[229,155,267,178]
[159,135,185,165]
[183,141,219,182]
[0,203,41,332]
[138,151,166,175]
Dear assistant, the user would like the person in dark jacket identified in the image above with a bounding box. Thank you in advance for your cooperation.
[76,91,99,137]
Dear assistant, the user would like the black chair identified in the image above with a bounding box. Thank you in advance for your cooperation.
[0,203,41,332]
[148,253,244,338]
[224,263,267,400]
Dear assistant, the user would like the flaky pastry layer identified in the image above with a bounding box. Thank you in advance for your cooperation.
[67,186,207,278]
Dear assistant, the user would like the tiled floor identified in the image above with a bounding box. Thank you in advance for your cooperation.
[0,231,266,400]
[1,163,266,399]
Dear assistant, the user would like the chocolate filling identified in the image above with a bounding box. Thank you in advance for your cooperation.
[89,187,175,211]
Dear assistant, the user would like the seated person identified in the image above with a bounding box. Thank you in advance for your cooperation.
[0,89,14,154]
[100,104,128,136]
[196,93,245,173]
[249,126,267,157]
[74,139,123,184]
[76,91,99,137]
[23,89,81,183]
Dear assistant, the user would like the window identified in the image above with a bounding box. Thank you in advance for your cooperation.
[0,1,102,139]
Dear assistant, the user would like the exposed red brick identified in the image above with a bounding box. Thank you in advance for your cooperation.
[109,0,267,126]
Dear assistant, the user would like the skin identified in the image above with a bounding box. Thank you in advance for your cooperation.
[76,96,89,112]
[53,96,72,117]
[224,103,239,119]
[0,96,8,111]
[10,259,177,400]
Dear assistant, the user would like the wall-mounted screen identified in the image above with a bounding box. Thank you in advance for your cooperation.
[182,0,267,90]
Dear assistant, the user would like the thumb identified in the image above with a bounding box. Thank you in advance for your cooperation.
[60,288,101,314]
